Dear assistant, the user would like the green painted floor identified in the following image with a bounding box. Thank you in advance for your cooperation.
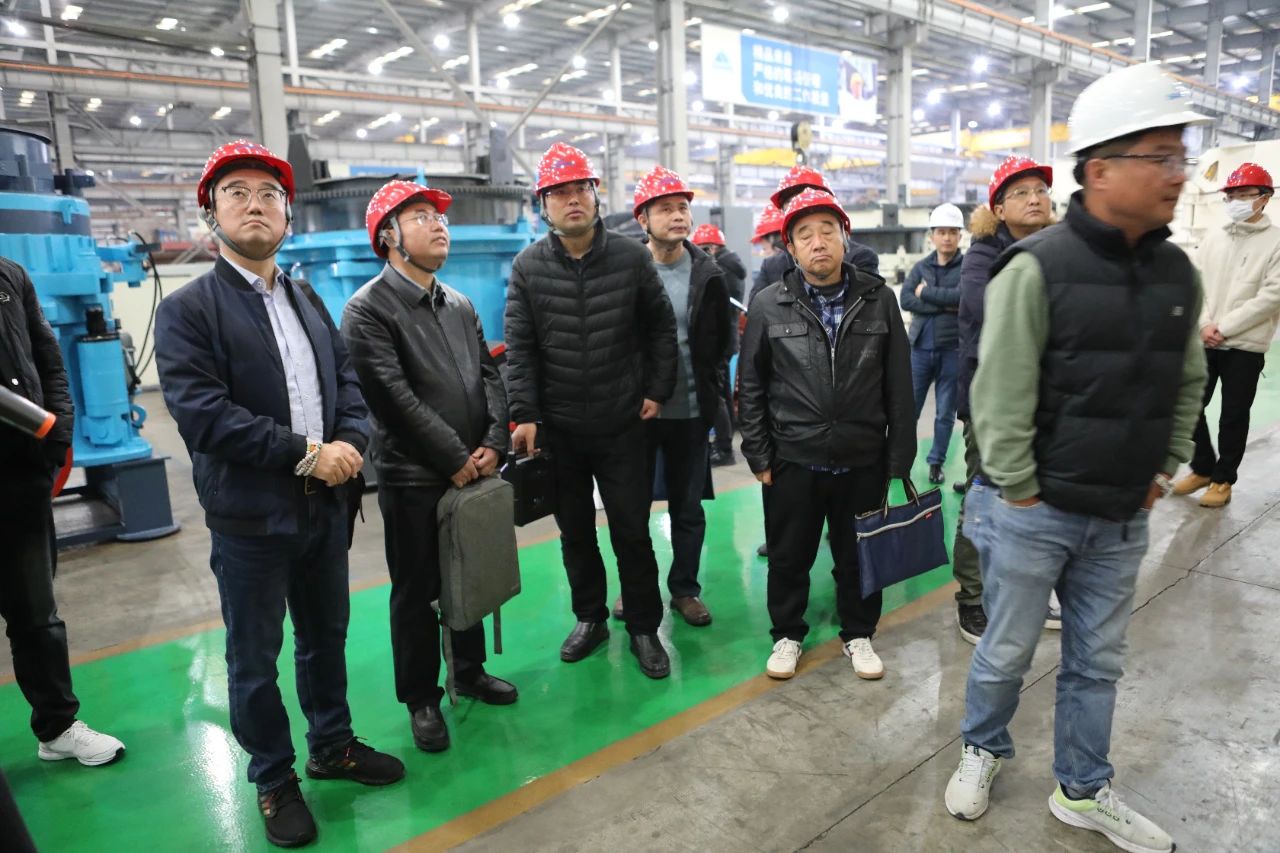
[5,358,1279,852]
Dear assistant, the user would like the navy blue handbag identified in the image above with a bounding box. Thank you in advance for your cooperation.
[854,477,949,597]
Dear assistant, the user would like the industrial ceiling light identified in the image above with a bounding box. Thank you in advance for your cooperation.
[601,87,614,100]
[211,107,231,120]
[572,54,587,69]
[155,17,178,31]
[967,119,978,128]
[986,101,1001,117]
[61,5,83,21]
[912,107,925,122]
[648,40,659,51]
[5,19,27,35]
[767,109,780,120]
[433,33,450,51]
[447,133,461,145]
[504,13,519,28]
[926,89,942,105]
[772,5,789,23]
[1231,75,1248,91]
[210,46,224,57]
[971,55,989,74]
[496,76,511,89]
[683,69,697,85]
[356,128,368,139]
[692,99,705,112]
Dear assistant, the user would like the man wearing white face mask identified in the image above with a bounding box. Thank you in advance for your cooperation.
[1173,163,1280,507]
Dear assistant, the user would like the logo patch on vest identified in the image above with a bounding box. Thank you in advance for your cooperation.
[1171,306,1184,317]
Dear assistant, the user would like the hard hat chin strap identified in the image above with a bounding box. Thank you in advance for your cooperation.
[386,219,442,275]
[203,202,293,263]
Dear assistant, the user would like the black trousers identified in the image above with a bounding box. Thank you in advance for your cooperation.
[378,484,486,712]
[0,472,78,742]
[545,422,663,634]
[765,459,885,643]
[712,373,735,454]
[645,418,709,599]
[1191,348,1266,485]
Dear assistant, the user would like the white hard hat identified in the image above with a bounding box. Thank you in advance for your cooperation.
[928,203,964,230]
[1067,62,1210,155]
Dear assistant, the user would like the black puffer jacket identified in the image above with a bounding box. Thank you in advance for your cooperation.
[343,266,508,487]
[0,257,72,473]
[956,207,1017,421]
[505,222,678,435]
[738,263,916,477]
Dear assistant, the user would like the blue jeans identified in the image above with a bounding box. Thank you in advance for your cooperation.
[910,347,958,466]
[209,495,354,791]
[960,486,1149,792]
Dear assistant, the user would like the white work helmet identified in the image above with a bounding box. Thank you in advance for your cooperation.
[928,203,964,230]
[1067,62,1210,155]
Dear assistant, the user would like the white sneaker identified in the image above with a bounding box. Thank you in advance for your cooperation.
[38,720,125,767]
[843,638,884,680]
[765,638,802,679]
[1049,783,1173,853]
[1045,589,1063,630]
[945,744,1002,820]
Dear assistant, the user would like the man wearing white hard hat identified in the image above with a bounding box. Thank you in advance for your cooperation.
[899,203,965,485]
[944,63,1209,853]
[1172,163,1280,508]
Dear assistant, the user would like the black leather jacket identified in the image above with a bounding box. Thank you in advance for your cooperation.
[342,265,508,487]
[738,263,916,477]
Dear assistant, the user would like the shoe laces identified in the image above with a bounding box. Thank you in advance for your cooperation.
[772,638,801,662]
[1089,784,1136,825]
[260,776,302,815]
[956,746,997,788]
[845,638,875,660]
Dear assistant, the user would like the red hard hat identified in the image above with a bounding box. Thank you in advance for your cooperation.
[1221,162,1274,192]
[781,188,850,247]
[750,204,785,244]
[691,224,725,246]
[988,155,1053,209]
[770,165,833,210]
[365,180,453,258]
[633,166,694,218]
[535,142,600,193]
[198,139,295,208]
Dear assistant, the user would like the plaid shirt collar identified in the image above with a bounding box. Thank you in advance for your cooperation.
[803,273,849,346]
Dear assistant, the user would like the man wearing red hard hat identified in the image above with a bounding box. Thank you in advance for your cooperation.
[748,165,880,305]
[625,166,729,628]
[953,154,1057,646]
[691,223,748,467]
[155,140,402,848]
[342,181,517,755]
[1172,162,1280,507]
[738,188,914,683]
[504,143,678,678]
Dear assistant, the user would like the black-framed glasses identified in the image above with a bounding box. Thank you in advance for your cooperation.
[1100,153,1196,176]
[401,211,449,228]
[219,185,288,207]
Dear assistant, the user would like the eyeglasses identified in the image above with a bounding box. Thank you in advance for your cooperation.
[1003,186,1051,203]
[401,211,449,228]
[545,181,594,201]
[219,185,288,207]
[1223,189,1265,201]
[1100,153,1195,176]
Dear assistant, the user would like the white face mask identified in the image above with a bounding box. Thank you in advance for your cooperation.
[1224,198,1257,223]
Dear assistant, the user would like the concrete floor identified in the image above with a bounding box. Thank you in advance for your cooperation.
[455,428,1280,853]
[18,387,1280,851]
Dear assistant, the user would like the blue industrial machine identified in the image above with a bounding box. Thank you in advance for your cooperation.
[278,172,535,341]
[0,128,177,547]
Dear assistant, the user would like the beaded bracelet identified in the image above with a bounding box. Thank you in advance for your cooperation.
[295,441,321,477]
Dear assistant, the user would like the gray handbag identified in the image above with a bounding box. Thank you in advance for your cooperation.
[436,475,521,700]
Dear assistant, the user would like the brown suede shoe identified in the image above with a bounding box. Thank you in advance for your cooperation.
[1172,473,1211,496]
[1199,482,1232,508]
[671,596,712,626]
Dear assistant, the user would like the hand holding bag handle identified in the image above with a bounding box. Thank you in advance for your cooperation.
[874,476,925,519]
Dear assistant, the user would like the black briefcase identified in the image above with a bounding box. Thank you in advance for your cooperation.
[500,450,557,526]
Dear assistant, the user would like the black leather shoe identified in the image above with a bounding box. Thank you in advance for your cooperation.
[756,542,768,558]
[928,464,944,484]
[953,480,967,494]
[410,706,450,753]
[709,448,735,467]
[305,737,405,785]
[455,672,519,706]
[629,633,671,679]
[560,620,609,662]
[259,774,317,848]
